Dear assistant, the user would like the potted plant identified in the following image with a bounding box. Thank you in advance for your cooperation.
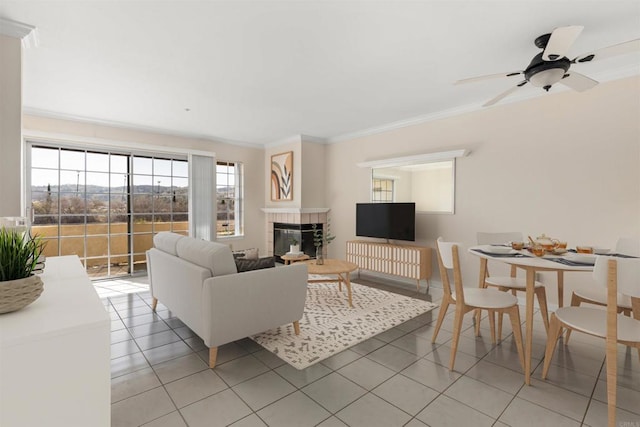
[0,225,47,314]
[289,236,300,254]
[312,220,336,265]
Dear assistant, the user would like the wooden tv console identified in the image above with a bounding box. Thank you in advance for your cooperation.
[346,240,432,291]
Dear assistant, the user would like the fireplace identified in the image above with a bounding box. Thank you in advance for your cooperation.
[262,208,329,261]
[273,223,322,263]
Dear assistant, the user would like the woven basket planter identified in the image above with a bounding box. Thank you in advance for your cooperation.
[0,275,44,314]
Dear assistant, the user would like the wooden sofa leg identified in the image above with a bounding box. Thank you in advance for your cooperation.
[151,297,158,312]
[209,347,218,369]
[293,321,301,335]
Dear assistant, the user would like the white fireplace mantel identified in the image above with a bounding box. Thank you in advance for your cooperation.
[261,208,330,214]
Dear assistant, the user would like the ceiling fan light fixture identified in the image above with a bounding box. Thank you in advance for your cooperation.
[528,68,566,88]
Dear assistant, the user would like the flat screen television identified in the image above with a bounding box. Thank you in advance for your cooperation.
[356,202,415,241]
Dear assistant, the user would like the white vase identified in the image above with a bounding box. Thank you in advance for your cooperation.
[289,244,300,254]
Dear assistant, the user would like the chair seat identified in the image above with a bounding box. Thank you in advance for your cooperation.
[555,307,640,342]
[452,288,518,309]
[485,276,544,289]
[573,288,632,309]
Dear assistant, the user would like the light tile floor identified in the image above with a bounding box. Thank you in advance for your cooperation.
[99,275,640,427]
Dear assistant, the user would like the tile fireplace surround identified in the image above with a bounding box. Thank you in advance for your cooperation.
[262,209,329,258]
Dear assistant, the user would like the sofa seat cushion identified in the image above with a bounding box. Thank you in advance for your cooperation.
[235,256,276,273]
[176,237,238,276]
[153,232,185,256]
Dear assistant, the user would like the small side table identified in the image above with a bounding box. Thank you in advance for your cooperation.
[281,254,311,265]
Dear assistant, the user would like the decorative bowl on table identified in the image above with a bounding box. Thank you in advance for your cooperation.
[592,247,610,255]
[566,252,598,264]
[481,245,514,255]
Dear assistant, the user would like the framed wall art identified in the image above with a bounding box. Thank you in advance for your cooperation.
[271,151,293,201]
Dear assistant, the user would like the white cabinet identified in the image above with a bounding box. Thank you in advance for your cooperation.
[0,256,110,427]
[346,241,432,290]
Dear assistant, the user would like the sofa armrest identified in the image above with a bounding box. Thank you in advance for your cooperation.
[201,263,308,348]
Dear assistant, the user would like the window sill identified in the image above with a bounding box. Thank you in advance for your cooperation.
[216,234,245,241]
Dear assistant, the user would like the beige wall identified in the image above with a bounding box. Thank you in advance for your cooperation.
[20,115,267,252]
[0,35,23,216]
[300,140,326,209]
[325,76,640,305]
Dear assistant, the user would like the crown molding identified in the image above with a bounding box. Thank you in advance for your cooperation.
[23,108,263,149]
[300,134,328,144]
[0,17,39,48]
[23,129,218,158]
[326,104,480,144]
[265,134,328,148]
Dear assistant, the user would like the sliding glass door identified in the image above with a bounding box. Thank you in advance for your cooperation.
[28,143,188,279]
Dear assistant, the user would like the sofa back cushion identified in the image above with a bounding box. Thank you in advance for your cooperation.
[176,237,238,277]
[153,232,184,256]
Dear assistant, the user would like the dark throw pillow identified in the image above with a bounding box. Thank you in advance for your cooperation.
[235,256,276,273]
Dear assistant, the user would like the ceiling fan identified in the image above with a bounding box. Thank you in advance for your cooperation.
[456,26,640,107]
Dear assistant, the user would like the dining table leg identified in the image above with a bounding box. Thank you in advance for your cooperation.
[475,258,488,335]
[478,258,488,288]
[557,271,564,308]
[524,268,535,385]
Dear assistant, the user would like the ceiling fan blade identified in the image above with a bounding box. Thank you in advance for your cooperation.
[559,72,598,92]
[573,39,640,63]
[543,25,584,61]
[455,71,523,85]
[483,81,527,107]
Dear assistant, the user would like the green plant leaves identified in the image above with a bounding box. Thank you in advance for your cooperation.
[0,228,47,281]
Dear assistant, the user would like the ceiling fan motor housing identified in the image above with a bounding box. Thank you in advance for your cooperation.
[524,52,571,90]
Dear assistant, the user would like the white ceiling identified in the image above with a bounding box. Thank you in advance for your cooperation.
[2,1,639,146]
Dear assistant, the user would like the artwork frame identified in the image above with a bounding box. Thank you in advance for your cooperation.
[271,151,293,201]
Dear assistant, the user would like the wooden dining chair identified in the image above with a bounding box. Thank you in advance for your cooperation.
[565,237,639,344]
[432,238,526,371]
[476,232,550,340]
[542,257,640,427]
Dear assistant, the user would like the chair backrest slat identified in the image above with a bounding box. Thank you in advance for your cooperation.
[436,237,465,305]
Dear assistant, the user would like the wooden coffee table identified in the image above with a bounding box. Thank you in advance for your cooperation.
[303,259,358,307]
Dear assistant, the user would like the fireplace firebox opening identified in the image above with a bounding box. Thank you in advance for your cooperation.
[273,222,322,263]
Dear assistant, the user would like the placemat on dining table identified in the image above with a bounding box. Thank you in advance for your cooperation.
[471,249,527,258]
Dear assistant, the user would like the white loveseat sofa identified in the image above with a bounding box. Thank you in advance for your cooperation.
[146,232,308,368]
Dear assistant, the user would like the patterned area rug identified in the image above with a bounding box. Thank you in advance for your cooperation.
[251,278,438,369]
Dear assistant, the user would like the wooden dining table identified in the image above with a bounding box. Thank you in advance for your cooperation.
[468,246,593,385]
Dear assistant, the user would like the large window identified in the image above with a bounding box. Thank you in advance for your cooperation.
[29,143,188,278]
[216,161,244,237]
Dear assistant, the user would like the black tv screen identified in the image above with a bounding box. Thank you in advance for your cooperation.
[356,203,415,241]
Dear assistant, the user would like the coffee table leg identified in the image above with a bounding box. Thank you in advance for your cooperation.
[339,273,353,308]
